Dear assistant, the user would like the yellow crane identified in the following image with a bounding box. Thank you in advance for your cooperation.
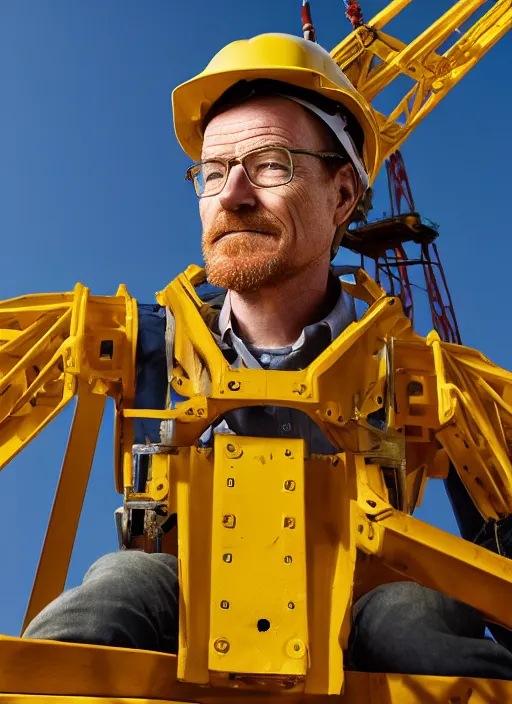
[1,1,511,702]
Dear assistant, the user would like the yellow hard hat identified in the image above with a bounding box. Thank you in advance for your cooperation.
[172,33,381,185]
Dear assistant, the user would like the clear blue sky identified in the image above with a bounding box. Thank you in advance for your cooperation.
[0,1,511,636]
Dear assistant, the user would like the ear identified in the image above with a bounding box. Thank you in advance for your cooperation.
[332,162,362,230]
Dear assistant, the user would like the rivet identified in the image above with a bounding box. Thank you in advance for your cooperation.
[223,553,232,563]
[214,638,230,654]
[284,480,295,491]
[225,443,243,459]
[285,449,292,457]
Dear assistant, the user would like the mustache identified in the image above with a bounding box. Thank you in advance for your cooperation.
[202,211,282,245]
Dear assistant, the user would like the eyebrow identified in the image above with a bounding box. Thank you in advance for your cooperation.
[200,142,294,161]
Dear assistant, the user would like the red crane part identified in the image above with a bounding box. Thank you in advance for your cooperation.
[422,242,462,344]
[344,1,364,30]
[301,1,317,42]
[386,152,415,216]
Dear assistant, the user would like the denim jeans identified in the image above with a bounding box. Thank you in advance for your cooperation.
[23,551,512,679]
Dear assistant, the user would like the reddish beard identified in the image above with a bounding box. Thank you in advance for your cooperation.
[202,210,290,292]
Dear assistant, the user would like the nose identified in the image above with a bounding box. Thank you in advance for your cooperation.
[218,164,258,211]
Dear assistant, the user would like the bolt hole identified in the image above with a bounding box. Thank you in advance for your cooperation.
[100,340,114,359]
[367,500,377,508]
[257,618,271,632]
[407,381,423,396]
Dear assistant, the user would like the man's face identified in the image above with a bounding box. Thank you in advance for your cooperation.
[199,96,358,292]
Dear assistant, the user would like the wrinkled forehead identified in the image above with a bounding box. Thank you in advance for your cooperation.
[201,96,329,158]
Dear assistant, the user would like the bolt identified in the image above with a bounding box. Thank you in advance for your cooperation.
[227,380,241,391]
[284,517,296,529]
[284,555,293,564]
[176,378,183,386]
[288,602,295,609]
[223,553,232,563]
[357,524,364,533]
[226,443,235,453]
[220,600,229,609]
[377,396,383,404]
[227,478,235,487]
[367,500,377,508]
[294,644,300,652]
[213,638,230,654]
[284,480,295,491]
[156,483,164,491]
[285,449,292,457]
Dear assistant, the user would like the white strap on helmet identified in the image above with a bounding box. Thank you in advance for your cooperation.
[282,95,369,190]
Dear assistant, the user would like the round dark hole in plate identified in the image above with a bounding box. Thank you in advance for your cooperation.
[257,618,271,632]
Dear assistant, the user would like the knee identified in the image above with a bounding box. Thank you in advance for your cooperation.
[353,581,428,630]
[23,551,179,649]
[83,550,178,589]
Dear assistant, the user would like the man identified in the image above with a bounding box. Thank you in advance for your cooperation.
[24,33,512,679]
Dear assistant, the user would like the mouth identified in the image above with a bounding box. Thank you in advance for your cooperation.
[213,230,272,243]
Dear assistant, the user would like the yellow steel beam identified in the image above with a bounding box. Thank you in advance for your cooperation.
[331,0,512,168]
[22,380,106,631]
[360,504,512,631]
[367,0,413,30]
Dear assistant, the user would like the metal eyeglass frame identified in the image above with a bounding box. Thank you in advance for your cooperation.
[185,144,347,197]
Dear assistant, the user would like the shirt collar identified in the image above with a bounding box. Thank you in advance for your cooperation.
[216,272,355,352]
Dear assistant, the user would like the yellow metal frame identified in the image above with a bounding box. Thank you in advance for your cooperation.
[331,0,512,165]
[3,267,512,701]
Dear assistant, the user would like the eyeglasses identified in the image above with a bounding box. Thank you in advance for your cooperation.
[185,145,347,198]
